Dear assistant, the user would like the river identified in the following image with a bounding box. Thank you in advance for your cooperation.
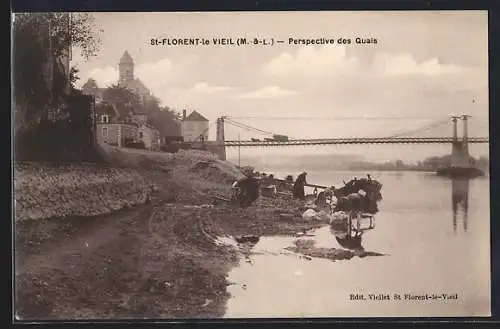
[223,170,491,318]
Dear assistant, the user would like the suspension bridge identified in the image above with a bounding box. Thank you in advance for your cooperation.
[200,114,488,177]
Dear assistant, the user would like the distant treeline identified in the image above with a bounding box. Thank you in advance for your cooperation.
[348,155,489,172]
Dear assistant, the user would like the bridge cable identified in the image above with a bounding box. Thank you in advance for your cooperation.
[225,119,270,135]
[226,117,459,141]
[385,118,450,138]
[227,115,452,121]
[225,118,279,137]
[192,120,216,142]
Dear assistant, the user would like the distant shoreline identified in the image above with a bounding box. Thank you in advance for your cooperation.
[347,168,435,173]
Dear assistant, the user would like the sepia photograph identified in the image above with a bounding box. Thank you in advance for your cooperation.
[12,11,490,319]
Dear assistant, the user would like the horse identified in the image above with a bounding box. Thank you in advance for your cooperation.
[334,192,370,214]
[333,176,383,214]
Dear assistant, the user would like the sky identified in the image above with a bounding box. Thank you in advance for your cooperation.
[71,11,489,162]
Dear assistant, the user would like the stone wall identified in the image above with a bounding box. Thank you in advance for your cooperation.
[14,163,156,221]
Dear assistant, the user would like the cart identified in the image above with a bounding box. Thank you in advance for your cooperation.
[347,211,376,237]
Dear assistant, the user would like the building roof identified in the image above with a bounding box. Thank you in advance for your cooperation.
[81,78,103,98]
[106,100,133,119]
[95,102,116,116]
[82,78,99,90]
[185,110,209,122]
[120,51,134,64]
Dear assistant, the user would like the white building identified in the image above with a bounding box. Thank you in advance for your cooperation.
[181,110,209,142]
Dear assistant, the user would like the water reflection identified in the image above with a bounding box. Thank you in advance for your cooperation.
[329,214,377,255]
[224,172,490,318]
[452,179,469,234]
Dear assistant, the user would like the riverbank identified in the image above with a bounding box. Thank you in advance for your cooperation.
[15,144,331,319]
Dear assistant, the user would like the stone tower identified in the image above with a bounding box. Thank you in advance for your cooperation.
[119,51,134,85]
[215,117,227,160]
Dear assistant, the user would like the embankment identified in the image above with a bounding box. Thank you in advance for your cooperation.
[14,162,156,221]
[14,144,332,319]
[13,143,246,222]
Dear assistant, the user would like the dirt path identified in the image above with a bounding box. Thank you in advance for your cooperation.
[16,204,151,274]
[15,202,156,319]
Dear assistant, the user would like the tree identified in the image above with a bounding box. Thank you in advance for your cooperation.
[144,96,162,114]
[13,13,102,129]
[102,84,143,114]
[13,13,102,161]
[69,67,80,89]
[395,160,405,168]
[476,156,489,171]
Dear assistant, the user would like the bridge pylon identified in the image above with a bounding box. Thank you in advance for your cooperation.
[440,114,482,177]
[214,116,227,160]
[450,115,471,169]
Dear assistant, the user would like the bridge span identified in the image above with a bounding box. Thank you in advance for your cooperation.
[205,115,489,177]
[222,137,489,147]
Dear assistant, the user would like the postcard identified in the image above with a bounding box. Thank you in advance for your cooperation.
[12,11,490,319]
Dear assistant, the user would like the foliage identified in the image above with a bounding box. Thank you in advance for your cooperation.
[13,13,102,129]
[13,13,102,162]
[348,154,489,172]
[102,84,141,108]
[144,95,162,113]
[70,67,80,88]
[100,84,181,137]
[15,88,99,162]
[124,140,146,150]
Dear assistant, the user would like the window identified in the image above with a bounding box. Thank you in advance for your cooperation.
[101,114,109,123]
[102,127,108,137]
[139,131,143,139]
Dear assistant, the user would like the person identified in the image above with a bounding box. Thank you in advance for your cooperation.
[315,186,334,212]
[293,172,307,200]
[234,170,260,207]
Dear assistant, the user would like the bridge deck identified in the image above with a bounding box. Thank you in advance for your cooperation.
[221,137,489,147]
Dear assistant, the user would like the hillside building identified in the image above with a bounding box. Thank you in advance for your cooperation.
[181,110,209,142]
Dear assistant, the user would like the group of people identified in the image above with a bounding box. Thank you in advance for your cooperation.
[292,171,334,204]
[231,168,381,215]
[292,171,381,215]
[231,169,260,207]
[232,169,308,207]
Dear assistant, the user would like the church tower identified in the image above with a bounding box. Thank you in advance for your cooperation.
[119,51,134,85]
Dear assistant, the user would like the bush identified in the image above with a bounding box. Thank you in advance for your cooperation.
[161,144,180,153]
[124,140,146,149]
[179,143,192,150]
[14,92,99,163]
